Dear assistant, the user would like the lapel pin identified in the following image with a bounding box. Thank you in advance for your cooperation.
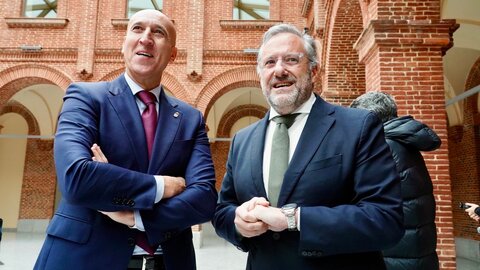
[173,112,180,118]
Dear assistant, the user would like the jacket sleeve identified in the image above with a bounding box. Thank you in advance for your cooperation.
[141,110,218,242]
[55,83,217,244]
[211,135,250,250]
[55,83,157,211]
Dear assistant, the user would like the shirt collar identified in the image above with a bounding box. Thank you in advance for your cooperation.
[124,73,162,101]
[269,93,316,120]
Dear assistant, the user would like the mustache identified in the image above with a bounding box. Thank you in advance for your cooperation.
[269,76,296,85]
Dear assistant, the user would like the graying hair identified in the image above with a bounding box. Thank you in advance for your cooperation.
[256,24,318,74]
[350,91,398,123]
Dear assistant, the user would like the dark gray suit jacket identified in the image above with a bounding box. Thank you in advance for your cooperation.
[213,95,404,270]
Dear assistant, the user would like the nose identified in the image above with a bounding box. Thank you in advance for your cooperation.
[139,29,153,46]
[273,59,287,77]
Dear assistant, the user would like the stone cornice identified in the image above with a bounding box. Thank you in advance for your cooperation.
[93,49,187,64]
[354,19,459,62]
[220,20,282,30]
[0,47,77,62]
[111,18,128,29]
[203,50,257,65]
[5,17,69,28]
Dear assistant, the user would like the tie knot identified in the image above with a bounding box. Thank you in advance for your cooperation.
[137,91,156,106]
[271,113,299,129]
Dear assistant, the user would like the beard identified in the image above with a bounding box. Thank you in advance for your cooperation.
[262,71,313,114]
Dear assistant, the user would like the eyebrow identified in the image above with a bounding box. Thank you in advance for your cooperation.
[130,22,170,37]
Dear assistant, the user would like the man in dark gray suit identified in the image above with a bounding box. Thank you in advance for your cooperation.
[212,24,404,270]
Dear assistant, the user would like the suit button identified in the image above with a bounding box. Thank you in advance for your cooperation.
[307,251,313,256]
[272,233,280,240]
[302,251,308,256]
[127,237,135,246]
[316,251,323,257]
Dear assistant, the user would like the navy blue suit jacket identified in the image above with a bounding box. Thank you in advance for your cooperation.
[213,96,404,270]
[34,74,217,270]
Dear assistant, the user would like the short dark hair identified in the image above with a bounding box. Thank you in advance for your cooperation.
[350,91,398,123]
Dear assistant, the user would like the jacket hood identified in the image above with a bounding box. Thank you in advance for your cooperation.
[383,115,441,152]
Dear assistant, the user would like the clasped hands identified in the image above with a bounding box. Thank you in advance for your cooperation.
[465,203,480,222]
[90,144,186,227]
[234,197,289,238]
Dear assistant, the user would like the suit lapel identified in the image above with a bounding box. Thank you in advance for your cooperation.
[148,90,181,174]
[277,96,335,206]
[250,114,269,198]
[107,75,149,172]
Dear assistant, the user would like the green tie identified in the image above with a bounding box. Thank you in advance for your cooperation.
[268,114,299,207]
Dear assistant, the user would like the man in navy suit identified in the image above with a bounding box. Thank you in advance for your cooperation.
[34,9,217,270]
[212,24,404,269]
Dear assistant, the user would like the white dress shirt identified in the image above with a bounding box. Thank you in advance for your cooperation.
[124,73,165,254]
[262,93,316,230]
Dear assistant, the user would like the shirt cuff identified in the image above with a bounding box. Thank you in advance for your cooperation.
[296,207,301,231]
[131,175,164,231]
[132,210,145,231]
[154,175,164,203]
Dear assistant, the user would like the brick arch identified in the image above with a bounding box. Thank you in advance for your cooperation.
[0,65,72,100]
[99,68,190,102]
[216,104,267,137]
[465,56,480,116]
[322,0,365,105]
[0,100,40,136]
[195,66,260,117]
[0,66,72,116]
[99,68,124,82]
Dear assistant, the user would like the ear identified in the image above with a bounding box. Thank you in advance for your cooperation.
[169,47,178,63]
[311,65,318,77]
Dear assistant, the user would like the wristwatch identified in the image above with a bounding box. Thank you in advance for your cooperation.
[281,203,298,231]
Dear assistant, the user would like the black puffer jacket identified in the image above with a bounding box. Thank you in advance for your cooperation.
[382,116,440,270]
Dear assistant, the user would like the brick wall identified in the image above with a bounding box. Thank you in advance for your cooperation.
[450,57,480,241]
[351,0,457,268]
[0,1,460,268]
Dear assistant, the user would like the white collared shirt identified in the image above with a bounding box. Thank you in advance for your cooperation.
[262,93,316,231]
[262,93,315,193]
[124,73,164,236]
[124,72,161,115]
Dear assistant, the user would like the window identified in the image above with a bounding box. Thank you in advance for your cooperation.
[23,0,57,18]
[127,0,163,18]
[233,0,269,20]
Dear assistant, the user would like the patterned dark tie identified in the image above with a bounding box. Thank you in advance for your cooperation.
[268,114,299,207]
[135,90,158,255]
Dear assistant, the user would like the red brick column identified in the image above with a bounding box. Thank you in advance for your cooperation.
[19,139,56,219]
[76,0,100,79]
[186,0,204,80]
[354,19,458,270]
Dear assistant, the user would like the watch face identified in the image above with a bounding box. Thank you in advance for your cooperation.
[283,203,297,210]
[282,203,297,215]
